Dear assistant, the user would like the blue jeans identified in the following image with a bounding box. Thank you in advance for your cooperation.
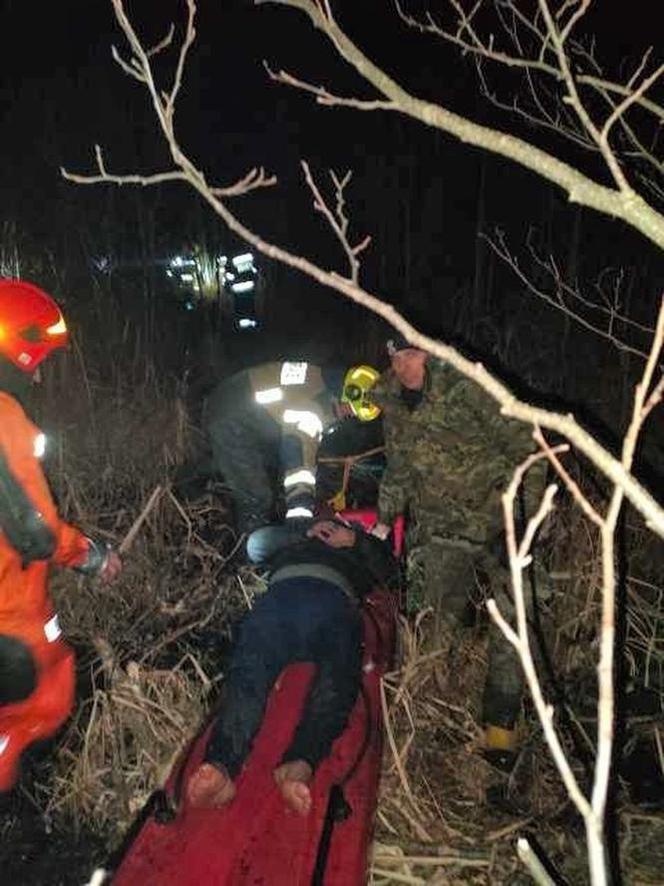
[205,577,362,777]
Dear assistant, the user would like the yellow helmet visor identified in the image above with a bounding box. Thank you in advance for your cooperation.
[341,365,381,421]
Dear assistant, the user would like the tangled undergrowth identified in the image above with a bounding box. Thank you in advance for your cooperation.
[37,475,664,885]
[4,353,663,885]
[370,497,664,885]
[371,616,664,885]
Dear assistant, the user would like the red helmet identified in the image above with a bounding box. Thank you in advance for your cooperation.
[0,279,69,372]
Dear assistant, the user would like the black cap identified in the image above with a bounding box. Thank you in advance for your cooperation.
[386,333,412,356]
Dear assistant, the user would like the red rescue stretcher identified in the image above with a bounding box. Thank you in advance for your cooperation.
[112,511,402,886]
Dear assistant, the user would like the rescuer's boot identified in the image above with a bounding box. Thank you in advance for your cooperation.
[482,723,519,773]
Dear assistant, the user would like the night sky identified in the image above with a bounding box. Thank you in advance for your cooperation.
[1,0,662,349]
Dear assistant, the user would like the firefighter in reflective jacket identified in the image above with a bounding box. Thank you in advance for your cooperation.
[0,279,122,792]
[204,362,380,533]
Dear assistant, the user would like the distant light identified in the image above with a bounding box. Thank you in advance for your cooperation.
[170,256,196,268]
[185,301,195,311]
[166,269,173,277]
[238,317,258,329]
[180,273,194,282]
[232,252,254,268]
[232,253,255,274]
[255,387,283,404]
[231,280,255,293]
[92,255,112,273]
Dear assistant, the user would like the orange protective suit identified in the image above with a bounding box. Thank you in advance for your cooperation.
[0,390,90,791]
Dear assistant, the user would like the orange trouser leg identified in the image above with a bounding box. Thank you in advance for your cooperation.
[0,646,75,792]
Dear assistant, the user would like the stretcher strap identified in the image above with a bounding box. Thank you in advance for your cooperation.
[317,446,385,510]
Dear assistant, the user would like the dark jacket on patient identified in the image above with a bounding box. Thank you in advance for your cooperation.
[249,519,398,597]
[204,521,396,776]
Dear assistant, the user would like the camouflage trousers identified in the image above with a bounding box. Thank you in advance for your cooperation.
[406,525,529,729]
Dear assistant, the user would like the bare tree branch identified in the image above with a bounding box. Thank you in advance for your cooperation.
[537,0,628,192]
[580,74,664,123]
[534,428,603,526]
[110,44,146,83]
[393,0,664,123]
[264,62,396,111]
[488,468,594,823]
[170,1,196,107]
[146,23,175,58]
[517,836,558,886]
[262,0,664,250]
[558,0,592,44]
[475,59,596,155]
[301,161,370,283]
[61,145,187,187]
[61,146,276,198]
[600,62,664,151]
[492,299,664,885]
[209,166,277,197]
[64,0,664,542]
[483,230,653,359]
[393,0,664,211]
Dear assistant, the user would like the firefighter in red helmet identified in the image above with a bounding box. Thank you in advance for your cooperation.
[0,279,122,792]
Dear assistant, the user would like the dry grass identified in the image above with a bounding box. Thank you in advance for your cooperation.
[369,496,664,885]
[37,512,270,838]
[39,483,262,837]
[370,612,575,885]
[45,651,209,832]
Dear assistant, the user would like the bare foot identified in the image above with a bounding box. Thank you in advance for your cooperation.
[273,760,313,816]
[187,762,236,809]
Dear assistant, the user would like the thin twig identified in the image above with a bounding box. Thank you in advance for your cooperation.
[379,678,425,817]
[301,159,369,282]
[119,484,164,553]
[516,836,557,886]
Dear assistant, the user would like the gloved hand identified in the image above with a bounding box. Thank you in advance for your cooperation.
[75,537,123,583]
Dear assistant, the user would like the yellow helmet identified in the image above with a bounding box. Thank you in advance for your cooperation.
[341,364,381,422]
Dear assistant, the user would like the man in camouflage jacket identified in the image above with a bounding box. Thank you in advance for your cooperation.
[372,335,543,764]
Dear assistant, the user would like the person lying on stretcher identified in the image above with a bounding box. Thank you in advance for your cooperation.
[187,517,397,816]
